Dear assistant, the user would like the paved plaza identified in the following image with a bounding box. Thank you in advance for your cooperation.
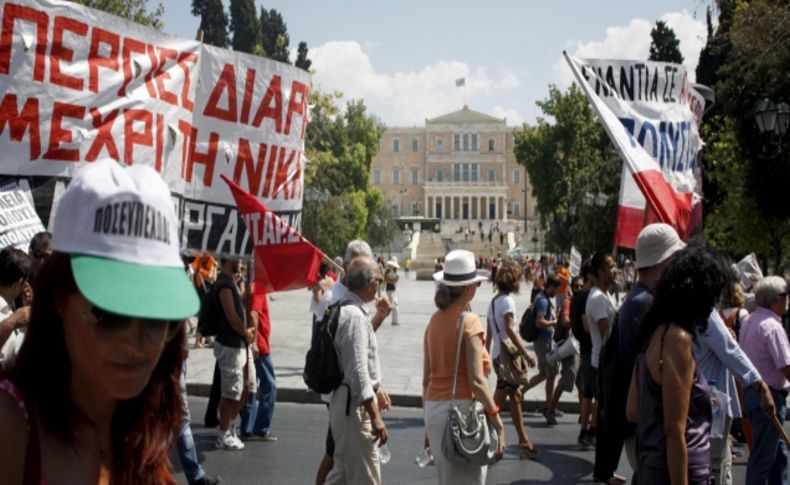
[185,273,582,410]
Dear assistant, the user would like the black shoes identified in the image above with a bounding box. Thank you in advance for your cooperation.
[192,474,221,485]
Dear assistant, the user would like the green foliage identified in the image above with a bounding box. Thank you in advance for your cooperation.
[295,42,312,72]
[229,0,260,54]
[696,0,790,271]
[648,20,684,64]
[514,85,620,254]
[259,8,291,63]
[702,117,790,269]
[192,0,229,48]
[301,90,387,258]
[71,0,163,29]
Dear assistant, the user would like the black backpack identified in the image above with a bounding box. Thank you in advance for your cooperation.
[519,303,538,342]
[303,301,354,394]
[197,285,221,337]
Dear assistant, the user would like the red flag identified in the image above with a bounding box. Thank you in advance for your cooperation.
[222,175,323,293]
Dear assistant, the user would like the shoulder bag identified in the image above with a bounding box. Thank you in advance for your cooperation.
[490,296,529,386]
[442,312,500,466]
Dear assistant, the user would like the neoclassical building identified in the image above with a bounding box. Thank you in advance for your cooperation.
[372,106,538,230]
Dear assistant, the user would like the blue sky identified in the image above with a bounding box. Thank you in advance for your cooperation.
[159,0,711,126]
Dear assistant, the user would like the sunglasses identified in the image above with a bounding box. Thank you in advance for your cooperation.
[89,306,181,342]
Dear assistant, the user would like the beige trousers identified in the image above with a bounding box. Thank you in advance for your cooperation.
[325,387,381,485]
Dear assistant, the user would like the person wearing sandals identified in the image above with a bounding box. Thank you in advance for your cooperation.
[485,259,539,458]
[423,250,506,484]
[0,160,199,484]
[626,245,726,484]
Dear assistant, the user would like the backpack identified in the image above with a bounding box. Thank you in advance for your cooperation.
[519,303,538,342]
[196,284,221,337]
[303,301,354,394]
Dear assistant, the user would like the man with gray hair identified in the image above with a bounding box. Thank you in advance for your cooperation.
[325,256,390,485]
[740,276,790,485]
[315,240,392,484]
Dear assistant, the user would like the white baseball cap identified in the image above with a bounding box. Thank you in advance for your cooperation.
[52,160,198,320]
[433,250,488,286]
[635,223,686,269]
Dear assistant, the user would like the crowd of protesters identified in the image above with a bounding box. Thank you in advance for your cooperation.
[0,159,788,485]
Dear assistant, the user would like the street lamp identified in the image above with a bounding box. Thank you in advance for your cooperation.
[754,98,790,137]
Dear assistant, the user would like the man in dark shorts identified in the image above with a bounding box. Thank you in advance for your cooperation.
[572,260,597,447]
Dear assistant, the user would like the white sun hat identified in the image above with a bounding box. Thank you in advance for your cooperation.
[433,249,488,286]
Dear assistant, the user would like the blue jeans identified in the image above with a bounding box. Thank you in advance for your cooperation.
[240,354,277,435]
[745,386,788,485]
[177,364,207,484]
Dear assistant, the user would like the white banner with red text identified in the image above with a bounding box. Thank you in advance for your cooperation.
[0,0,310,255]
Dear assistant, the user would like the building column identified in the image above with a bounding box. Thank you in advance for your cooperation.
[449,196,454,221]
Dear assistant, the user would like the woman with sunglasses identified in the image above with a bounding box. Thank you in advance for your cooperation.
[0,160,199,484]
[423,250,505,485]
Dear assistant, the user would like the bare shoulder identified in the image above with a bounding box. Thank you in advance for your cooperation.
[661,324,693,362]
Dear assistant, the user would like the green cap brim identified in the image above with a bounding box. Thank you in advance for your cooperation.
[71,255,199,320]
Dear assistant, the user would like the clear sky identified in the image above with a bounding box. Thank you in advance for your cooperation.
[159,0,712,126]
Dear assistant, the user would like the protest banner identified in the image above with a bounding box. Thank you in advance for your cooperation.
[0,179,46,250]
[564,54,704,248]
[222,175,322,293]
[0,0,310,256]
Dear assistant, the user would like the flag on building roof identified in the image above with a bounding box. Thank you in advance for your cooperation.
[455,77,466,87]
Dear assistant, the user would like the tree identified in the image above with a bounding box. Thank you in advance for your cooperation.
[697,0,790,272]
[514,85,621,254]
[191,0,229,48]
[295,42,312,72]
[71,0,163,29]
[259,7,291,63]
[648,20,684,64]
[301,90,388,258]
[229,0,260,54]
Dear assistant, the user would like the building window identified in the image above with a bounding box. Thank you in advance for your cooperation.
[534,206,540,217]
[489,138,495,151]
[453,134,460,151]
[393,138,400,152]
[393,168,401,184]
[436,169,444,182]
[373,169,380,185]
[462,163,470,182]
[472,134,478,151]
[453,163,461,182]
[488,169,496,182]
[411,200,419,215]
[513,170,521,184]
[436,138,444,152]
[513,203,520,218]
[412,138,419,152]
[462,134,469,151]
[411,168,419,184]
[471,164,479,182]
[393,204,400,217]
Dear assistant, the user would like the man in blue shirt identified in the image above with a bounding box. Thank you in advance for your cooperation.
[523,274,560,420]
[596,224,684,484]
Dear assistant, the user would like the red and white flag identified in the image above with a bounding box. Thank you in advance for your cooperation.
[564,53,703,247]
[222,175,323,292]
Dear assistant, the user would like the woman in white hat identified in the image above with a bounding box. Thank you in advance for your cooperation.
[0,160,199,484]
[423,250,505,484]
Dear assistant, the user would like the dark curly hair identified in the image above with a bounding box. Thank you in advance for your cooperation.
[495,260,522,294]
[6,253,184,484]
[635,245,726,350]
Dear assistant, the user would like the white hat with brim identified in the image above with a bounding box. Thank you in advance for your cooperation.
[386,258,400,269]
[635,223,686,269]
[433,249,488,286]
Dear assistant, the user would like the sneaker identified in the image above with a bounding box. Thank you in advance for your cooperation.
[192,474,221,485]
[215,431,245,450]
[554,409,564,418]
[245,432,279,442]
[545,411,558,425]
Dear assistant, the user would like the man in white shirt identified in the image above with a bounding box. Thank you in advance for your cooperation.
[0,247,32,371]
[585,252,618,370]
